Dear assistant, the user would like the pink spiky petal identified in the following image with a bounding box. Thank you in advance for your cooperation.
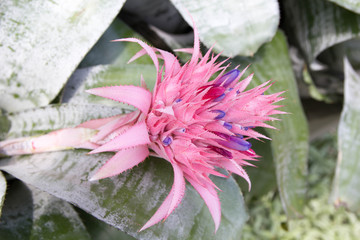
[90,111,140,143]
[90,145,149,181]
[165,163,186,218]
[186,176,221,232]
[221,159,251,191]
[139,186,174,232]
[140,162,186,231]
[113,38,159,73]
[188,14,200,67]
[86,86,152,114]
[77,115,121,129]
[89,122,150,154]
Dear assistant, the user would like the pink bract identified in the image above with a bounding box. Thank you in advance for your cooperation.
[81,24,285,231]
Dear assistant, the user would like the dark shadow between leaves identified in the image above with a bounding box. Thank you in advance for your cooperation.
[0,179,34,239]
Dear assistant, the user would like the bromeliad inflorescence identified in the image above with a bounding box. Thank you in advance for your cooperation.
[0,22,285,231]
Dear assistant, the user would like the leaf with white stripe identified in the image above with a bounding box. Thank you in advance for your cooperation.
[170,0,279,57]
[0,0,126,112]
[283,0,360,63]
[4,104,126,139]
[327,0,360,14]
[331,58,360,212]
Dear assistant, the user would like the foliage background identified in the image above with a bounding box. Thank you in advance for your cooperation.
[0,0,360,239]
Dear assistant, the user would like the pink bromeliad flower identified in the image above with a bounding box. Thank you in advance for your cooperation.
[78,29,284,230]
[0,23,284,231]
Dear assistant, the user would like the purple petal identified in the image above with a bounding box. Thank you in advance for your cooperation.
[211,110,226,120]
[214,69,240,87]
[223,122,232,130]
[217,137,251,151]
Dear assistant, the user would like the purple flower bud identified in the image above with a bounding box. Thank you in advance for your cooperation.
[215,133,251,151]
[211,110,226,120]
[213,93,225,102]
[214,69,240,87]
[229,136,252,151]
[223,122,232,130]
[218,138,251,151]
[212,131,229,139]
[235,133,244,139]
[162,136,173,146]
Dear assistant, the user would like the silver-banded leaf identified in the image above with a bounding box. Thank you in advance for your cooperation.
[0,181,90,239]
[0,111,11,141]
[0,151,247,239]
[283,0,360,63]
[0,181,38,239]
[0,0,126,112]
[327,0,360,14]
[170,0,279,57]
[61,18,157,107]
[331,58,360,211]
[0,172,6,217]
[233,31,309,218]
[4,104,127,139]
[30,185,91,239]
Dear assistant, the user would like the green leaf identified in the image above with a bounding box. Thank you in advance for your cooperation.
[283,0,360,63]
[232,31,309,218]
[331,58,360,212]
[318,39,360,71]
[327,0,360,14]
[302,66,335,103]
[0,152,247,239]
[78,19,155,68]
[30,186,91,240]
[4,104,126,139]
[0,114,11,141]
[0,180,90,240]
[0,172,6,217]
[0,0,126,112]
[77,209,136,240]
[170,0,279,57]
[236,129,277,199]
